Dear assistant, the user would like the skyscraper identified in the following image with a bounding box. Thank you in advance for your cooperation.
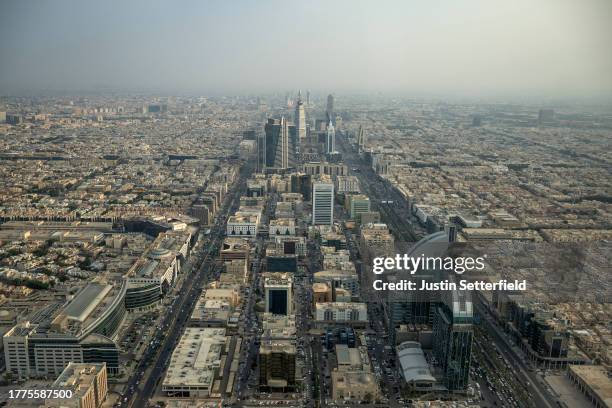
[263,117,296,170]
[326,94,334,120]
[312,179,334,225]
[295,91,306,142]
[357,125,366,152]
[326,119,335,154]
[433,286,473,391]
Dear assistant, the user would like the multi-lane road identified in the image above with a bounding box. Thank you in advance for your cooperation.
[337,132,421,243]
[121,164,250,408]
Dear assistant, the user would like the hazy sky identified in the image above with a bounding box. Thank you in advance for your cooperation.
[1,0,611,98]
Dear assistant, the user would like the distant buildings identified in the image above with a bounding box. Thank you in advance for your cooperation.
[5,114,22,125]
[326,94,334,120]
[312,179,334,225]
[538,108,555,124]
[295,91,306,142]
[357,125,366,152]
[326,119,336,154]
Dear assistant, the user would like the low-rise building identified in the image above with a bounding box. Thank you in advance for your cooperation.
[162,328,227,398]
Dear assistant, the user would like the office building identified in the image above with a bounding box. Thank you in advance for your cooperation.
[264,272,293,315]
[263,117,296,170]
[348,195,371,222]
[226,211,261,236]
[295,91,306,142]
[312,180,334,225]
[219,238,251,262]
[303,161,347,177]
[188,204,210,226]
[357,125,366,151]
[269,218,296,237]
[315,302,367,324]
[326,119,335,153]
[290,173,311,201]
[336,175,361,194]
[3,281,126,378]
[314,270,360,297]
[432,287,473,391]
[47,363,108,408]
[326,94,334,120]
[259,314,297,391]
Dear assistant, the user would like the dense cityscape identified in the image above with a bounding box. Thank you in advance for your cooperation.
[0,92,610,408]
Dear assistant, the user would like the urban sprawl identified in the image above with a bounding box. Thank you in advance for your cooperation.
[0,93,610,408]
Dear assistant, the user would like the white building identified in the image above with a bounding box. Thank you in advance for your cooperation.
[269,218,296,237]
[335,176,361,194]
[326,120,336,154]
[226,212,260,237]
[315,302,367,323]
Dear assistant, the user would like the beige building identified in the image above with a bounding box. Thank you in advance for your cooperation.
[45,363,107,408]
[332,370,380,402]
[360,222,395,258]
[567,365,612,408]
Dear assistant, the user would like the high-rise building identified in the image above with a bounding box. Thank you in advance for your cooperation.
[259,314,296,390]
[357,125,366,151]
[290,173,311,201]
[432,286,473,391]
[312,179,334,225]
[349,195,371,222]
[295,91,306,142]
[263,117,296,170]
[326,94,334,120]
[326,119,335,154]
[264,272,293,315]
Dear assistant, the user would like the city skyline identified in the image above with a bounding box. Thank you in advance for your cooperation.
[0,2,611,407]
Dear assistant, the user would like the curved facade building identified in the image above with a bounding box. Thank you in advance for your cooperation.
[125,278,162,311]
[387,230,450,330]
